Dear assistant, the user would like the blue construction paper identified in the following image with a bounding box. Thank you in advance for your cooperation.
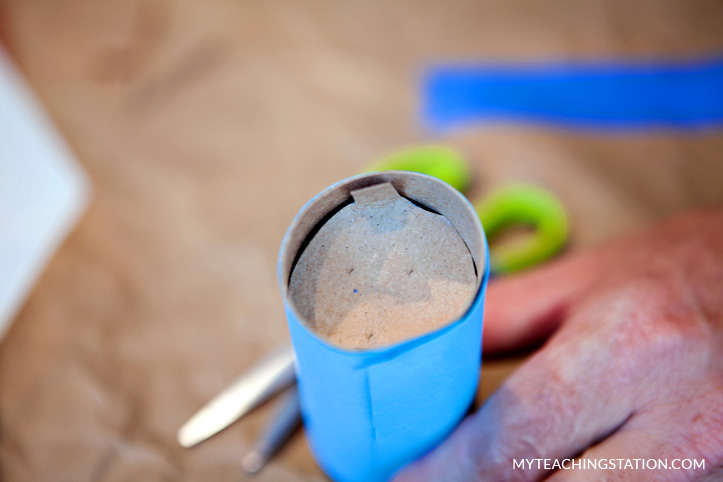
[279,172,489,482]
[424,56,723,130]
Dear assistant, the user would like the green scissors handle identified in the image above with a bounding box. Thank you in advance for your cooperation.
[474,183,567,274]
[363,145,471,193]
[365,145,569,274]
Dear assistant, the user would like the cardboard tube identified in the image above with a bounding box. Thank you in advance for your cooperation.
[278,171,489,482]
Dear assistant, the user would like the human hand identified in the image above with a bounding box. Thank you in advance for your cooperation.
[394,209,723,481]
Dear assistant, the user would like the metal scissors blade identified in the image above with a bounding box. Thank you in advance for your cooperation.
[241,385,301,474]
[178,343,296,448]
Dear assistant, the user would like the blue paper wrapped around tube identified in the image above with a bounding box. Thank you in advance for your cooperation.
[278,172,489,482]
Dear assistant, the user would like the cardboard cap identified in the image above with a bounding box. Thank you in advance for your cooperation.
[280,171,487,343]
[288,181,478,349]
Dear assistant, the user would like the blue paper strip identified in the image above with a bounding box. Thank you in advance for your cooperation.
[286,266,488,482]
[424,56,723,130]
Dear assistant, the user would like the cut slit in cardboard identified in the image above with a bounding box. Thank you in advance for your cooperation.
[278,171,489,482]
[289,182,477,349]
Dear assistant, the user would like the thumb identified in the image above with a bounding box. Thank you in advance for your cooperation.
[483,250,601,354]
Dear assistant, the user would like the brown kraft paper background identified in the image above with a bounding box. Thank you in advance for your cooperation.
[0,1,722,481]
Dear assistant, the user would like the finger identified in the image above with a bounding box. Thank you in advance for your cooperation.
[483,250,601,354]
[395,306,648,482]
[546,400,722,482]
[547,383,723,481]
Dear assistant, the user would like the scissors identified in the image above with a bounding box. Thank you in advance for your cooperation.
[177,145,569,473]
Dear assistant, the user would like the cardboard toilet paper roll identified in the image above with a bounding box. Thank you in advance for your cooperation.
[278,171,489,482]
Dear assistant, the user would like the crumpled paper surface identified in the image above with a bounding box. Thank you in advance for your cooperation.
[0,0,722,481]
